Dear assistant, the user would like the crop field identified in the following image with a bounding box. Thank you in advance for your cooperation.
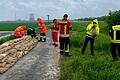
[60,21,120,80]
[0,21,50,31]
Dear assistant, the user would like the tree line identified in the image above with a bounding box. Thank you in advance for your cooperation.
[76,10,120,27]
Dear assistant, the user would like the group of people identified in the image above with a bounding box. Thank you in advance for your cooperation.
[12,14,101,57]
[13,14,120,61]
[13,14,100,57]
[13,14,72,56]
[51,14,72,56]
[14,17,47,42]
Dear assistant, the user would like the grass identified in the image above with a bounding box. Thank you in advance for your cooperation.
[60,21,120,80]
[0,35,17,45]
[0,21,38,31]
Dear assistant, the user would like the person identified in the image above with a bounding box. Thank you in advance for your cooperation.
[14,26,27,38]
[58,14,72,56]
[37,17,47,42]
[51,19,59,47]
[27,28,37,38]
[82,19,100,56]
[109,25,120,61]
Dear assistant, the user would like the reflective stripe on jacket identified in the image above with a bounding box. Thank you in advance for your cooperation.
[59,19,71,37]
[111,25,120,43]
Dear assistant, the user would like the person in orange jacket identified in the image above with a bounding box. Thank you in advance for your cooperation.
[37,17,47,42]
[14,26,27,37]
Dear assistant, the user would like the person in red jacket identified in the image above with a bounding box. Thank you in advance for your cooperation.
[58,14,72,56]
[14,26,27,37]
[51,19,59,47]
[37,17,47,42]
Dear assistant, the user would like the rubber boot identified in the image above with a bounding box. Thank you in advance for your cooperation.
[60,51,64,55]
[43,38,46,42]
[65,52,72,56]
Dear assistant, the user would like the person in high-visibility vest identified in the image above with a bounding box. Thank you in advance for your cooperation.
[51,19,59,47]
[14,26,27,37]
[37,17,47,42]
[58,14,72,56]
[82,19,100,56]
[109,25,120,61]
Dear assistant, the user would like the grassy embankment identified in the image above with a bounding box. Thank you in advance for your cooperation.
[60,21,120,80]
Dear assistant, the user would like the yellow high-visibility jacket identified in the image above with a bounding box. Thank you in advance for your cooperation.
[86,19,100,36]
[111,25,120,43]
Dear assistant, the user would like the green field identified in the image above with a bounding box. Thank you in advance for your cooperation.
[60,21,120,80]
[0,21,50,31]
[0,21,37,31]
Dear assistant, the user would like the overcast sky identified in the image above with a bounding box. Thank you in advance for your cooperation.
[0,0,120,21]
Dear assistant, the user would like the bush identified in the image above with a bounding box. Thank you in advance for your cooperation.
[105,10,120,28]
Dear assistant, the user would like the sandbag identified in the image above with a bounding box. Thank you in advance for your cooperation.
[10,49,18,53]
[0,46,12,54]
[0,45,6,50]
[23,51,29,55]
[6,56,16,64]
[0,67,8,74]
[14,45,25,51]
[0,36,38,74]
[5,63,14,68]
[0,49,17,60]
[0,54,7,60]
[16,52,23,59]
[9,53,17,58]
[0,62,6,67]
[0,57,7,63]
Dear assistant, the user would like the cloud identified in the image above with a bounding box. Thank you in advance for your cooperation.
[0,0,120,21]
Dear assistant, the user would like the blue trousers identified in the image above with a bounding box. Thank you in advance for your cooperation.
[82,36,94,55]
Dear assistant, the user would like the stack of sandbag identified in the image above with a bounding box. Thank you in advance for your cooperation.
[0,36,38,74]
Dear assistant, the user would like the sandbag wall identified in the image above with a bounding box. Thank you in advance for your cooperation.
[0,36,38,74]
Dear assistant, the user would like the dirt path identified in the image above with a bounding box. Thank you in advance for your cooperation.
[0,30,60,80]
